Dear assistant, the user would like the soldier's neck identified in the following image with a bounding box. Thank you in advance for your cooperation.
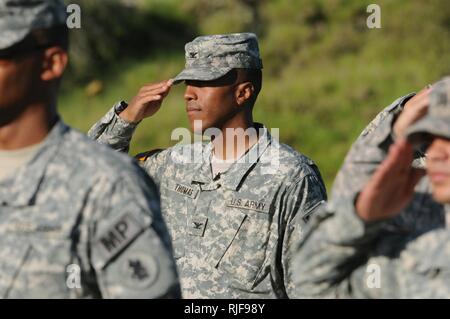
[0,103,57,150]
[212,113,258,161]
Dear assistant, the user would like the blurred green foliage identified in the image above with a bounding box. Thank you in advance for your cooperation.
[65,0,196,84]
[59,0,450,190]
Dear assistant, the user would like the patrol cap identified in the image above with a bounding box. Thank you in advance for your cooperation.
[172,32,263,85]
[406,77,450,145]
[0,0,67,51]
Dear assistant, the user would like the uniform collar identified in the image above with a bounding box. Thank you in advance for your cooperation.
[0,119,69,207]
[191,123,272,191]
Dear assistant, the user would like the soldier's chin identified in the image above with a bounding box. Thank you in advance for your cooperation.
[189,119,209,135]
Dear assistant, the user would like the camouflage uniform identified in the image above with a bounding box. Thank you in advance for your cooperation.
[0,0,180,298]
[332,92,445,242]
[88,33,327,298]
[292,78,450,298]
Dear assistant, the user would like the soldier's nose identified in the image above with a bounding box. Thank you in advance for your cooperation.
[184,85,197,102]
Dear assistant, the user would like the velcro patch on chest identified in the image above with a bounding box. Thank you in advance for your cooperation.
[173,183,199,199]
[96,213,144,266]
[227,198,270,214]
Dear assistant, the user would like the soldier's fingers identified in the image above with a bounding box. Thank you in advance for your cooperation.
[147,79,173,88]
[139,86,171,97]
[414,91,430,105]
[374,141,412,185]
[137,94,163,105]
[401,100,429,123]
[393,140,414,170]
[139,89,168,99]
[404,94,430,114]
[419,85,432,95]
[369,148,401,189]
[411,86,432,101]
[161,85,173,98]
[139,81,171,93]
[417,85,431,95]
[138,85,166,95]
[145,80,170,87]
[157,83,173,95]
[139,84,173,97]
[413,102,429,117]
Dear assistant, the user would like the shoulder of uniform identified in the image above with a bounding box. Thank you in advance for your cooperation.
[134,149,166,162]
[134,141,207,162]
[272,141,315,166]
[267,141,323,181]
[60,128,140,171]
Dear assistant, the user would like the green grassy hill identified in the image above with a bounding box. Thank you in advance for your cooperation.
[60,0,450,190]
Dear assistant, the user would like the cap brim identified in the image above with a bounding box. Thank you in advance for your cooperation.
[406,117,450,145]
[172,66,233,85]
[0,29,29,50]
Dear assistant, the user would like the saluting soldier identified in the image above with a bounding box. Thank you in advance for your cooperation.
[293,77,450,298]
[88,33,327,298]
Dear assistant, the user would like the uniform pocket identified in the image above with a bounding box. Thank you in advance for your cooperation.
[207,202,272,290]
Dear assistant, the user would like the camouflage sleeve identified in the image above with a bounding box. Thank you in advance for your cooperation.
[292,200,388,298]
[86,163,181,298]
[87,102,139,153]
[331,93,416,201]
[280,172,327,298]
[293,201,450,298]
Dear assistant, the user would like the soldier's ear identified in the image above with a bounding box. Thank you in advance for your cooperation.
[235,82,254,107]
[40,46,68,81]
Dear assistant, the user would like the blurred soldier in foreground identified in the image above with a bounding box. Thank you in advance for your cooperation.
[293,77,450,298]
[331,83,444,244]
[0,0,180,298]
[88,33,327,298]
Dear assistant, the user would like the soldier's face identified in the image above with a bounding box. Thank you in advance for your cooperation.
[427,137,450,203]
[184,72,239,134]
[0,54,41,126]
